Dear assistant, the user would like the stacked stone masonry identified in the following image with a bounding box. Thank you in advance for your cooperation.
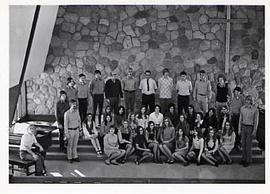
[26,5,265,115]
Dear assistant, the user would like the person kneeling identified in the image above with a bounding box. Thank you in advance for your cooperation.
[104,125,125,165]
[19,125,46,176]
[134,126,153,165]
[172,128,189,166]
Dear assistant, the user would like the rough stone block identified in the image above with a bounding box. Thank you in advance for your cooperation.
[59,32,72,40]
[206,32,216,40]
[76,41,89,50]
[88,22,98,31]
[200,40,211,51]
[57,6,65,17]
[193,31,205,39]
[62,22,76,34]
[167,22,178,31]
[215,30,225,42]
[156,19,167,26]
[185,30,192,40]
[205,6,218,17]
[76,58,84,68]
[97,24,108,33]
[156,26,166,34]
[99,18,110,26]
[136,18,147,27]
[199,14,208,24]
[211,39,221,50]
[64,13,79,23]
[132,37,141,47]
[56,18,64,25]
[200,24,210,34]
[123,25,136,37]
[160,42,173,51]
[74,51,86,58]
[158,10,170,19]
[81,27,90,35]
[140,34,151,42]
[126,6,138,17]
[52,47,64,56]
[123,36,133,49]
[79,17,90,25]
[72,32,81,41]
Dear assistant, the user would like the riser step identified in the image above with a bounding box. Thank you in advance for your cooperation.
[45,154,265,163]
[48,145,96,152]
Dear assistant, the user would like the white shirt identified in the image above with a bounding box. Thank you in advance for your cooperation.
[176,79,192,96]
[149,112,164,126]
[20,133,37,151]
[139,78,157,95]
[158,76,173,99]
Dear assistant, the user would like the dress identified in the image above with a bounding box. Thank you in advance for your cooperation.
[104,133,119,157]
[175,136,189,156]
[160,127,175,150]
[221,132,236,153]
[119,126,131,149]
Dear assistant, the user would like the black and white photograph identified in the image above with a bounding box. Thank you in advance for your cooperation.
[2,0,268,190]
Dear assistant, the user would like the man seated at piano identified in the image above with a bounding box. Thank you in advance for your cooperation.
[19,125,46,176]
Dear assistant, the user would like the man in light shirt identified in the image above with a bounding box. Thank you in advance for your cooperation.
[193,70,211,114]
[19,125,46,176]
[64,99,82,163]
[139,70,157,113]
[122,67,137,117]
[158,68,173,114]
[176,71,192,116]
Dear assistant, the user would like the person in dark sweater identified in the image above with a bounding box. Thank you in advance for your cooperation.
[114,106,126,128]
[104,72,123,114]
[186,105,196,131]
[204,108,218,130]
[164,103,178,127]
[176,114,190,137]
[55,91,70,152]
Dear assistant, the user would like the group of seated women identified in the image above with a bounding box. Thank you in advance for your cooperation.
[81,103,236,166]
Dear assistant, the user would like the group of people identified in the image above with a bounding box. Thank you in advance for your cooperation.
[52,68,259,168]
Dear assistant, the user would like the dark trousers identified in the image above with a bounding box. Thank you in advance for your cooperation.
[142,94,155,113]
[241,124,253,164]
[124,91,135,116]
[231,113,241,146]
[159,98,172,114]
[93,94,104,125]
[58,118,65,151]
[108,97,120,114]
[20,150,45,176]
[98,135,104,152]
[177,95,190,116]
[78,98,88,122]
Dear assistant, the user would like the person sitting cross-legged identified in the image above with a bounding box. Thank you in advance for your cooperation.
[172,128,190,166]
[145,121,160,163]
[82,113,102,158]
[134,126,153,165]
[19,125,46,176]
[103,125,126,165]
[204,127,221,165]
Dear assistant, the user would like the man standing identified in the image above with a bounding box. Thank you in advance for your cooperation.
[238,95,259,167]
[158,68,173,114]
[89,70,105,126]
[65,77,78,102]
[122,67,137,117]
[64,99,82,163]
[193,70,212,114]
[77,74,88,122]
[230,87,244,150]
[55,90,70,152]
[104,72,123,114]
[139,70,158,113]
[176,71,192,116]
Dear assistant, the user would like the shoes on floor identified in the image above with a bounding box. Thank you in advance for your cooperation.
[226,160,233,165]
[110,160,119,165]
[183,161,189,166]
[67,159,73,163]
[73,157,80,162]
[104,159,110,165]
[239,160,246,165]
[243,162,250,167]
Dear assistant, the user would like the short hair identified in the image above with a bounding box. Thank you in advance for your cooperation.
[168,103,175,109]
[145,70,151,75]
[196,112,204,120]
[234,86,242,92]
[154,104,161,111]
[135,126,144,134]
[163,68,169,75]
[59,90,66,96]
[128,67,133,71]
[70,99,77,104]
[79,73,85,77]
[94,70,101,75]
[180,71,187,76]
[200,70,206,74]
[217,74,226,81]
[245,95,253,104]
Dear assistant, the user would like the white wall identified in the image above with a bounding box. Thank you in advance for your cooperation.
[9,5,58,88]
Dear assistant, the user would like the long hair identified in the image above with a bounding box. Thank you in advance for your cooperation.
[205,108,216,119]
[137,106,147,119]
[187,104,196,118]
[116,105,125,116]
[222,121,234,136]
[104,114,113,126]
[128,112,137,123]
[205,127,217,143]
[162,117,173,129]
[135,126,145,136]
[194,127,203,139]
[175,128,186,141]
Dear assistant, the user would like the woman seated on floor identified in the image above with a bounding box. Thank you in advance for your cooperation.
[135,106,149,129]
[145,121,160,163]
[158,117,175,164]
[99,114,114,151]
[114,106,126,128]
[19,125,46,176]
[117,120,135,163]
[103,125,126,165]
[82,113,102,157]
[186,127,218,167]
[218,121,235,164]
[172,128,189,166]
[204,127,221,165]
[134,126,153,165]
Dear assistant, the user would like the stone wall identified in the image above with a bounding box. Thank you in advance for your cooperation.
[25,5,265,115]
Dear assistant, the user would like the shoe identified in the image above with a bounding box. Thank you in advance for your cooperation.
[168,159,174,164]
[97,153,102,158]
[226,160,233,165]
[197,161,201,166]
[183,162,189,166]
[243,163,250,167]
[215,162,219,167]
[105,159,110,165]
[110,160,119,165]
[73,157,80,162]
[239,160,246,165]
[134,159,140,165]
[119,159,126,164]
[68,159,73,163]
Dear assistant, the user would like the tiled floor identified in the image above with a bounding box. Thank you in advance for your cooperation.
[44,160,265,182]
